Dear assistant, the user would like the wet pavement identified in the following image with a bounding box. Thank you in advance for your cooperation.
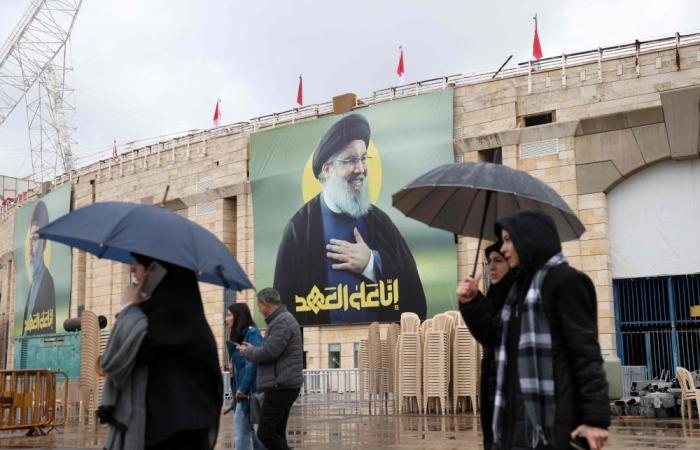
[1,405,700,449]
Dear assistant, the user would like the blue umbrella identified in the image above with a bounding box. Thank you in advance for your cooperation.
[38,201,253,291]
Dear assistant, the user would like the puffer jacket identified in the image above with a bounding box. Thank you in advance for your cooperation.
[226,325,263,413]
[244,305,303,391]
[462,210,610,449]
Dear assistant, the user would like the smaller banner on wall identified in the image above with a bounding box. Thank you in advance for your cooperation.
[12,185,72,337]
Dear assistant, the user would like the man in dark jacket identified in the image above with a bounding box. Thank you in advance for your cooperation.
[240,287,303,450]
[457,210,609,450]
[459,241,513,450]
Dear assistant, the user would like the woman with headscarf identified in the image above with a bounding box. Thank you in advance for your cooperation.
[458,241,514,450]
[225,303,266,450]
[457,210,609,450]
[99,254,223,450]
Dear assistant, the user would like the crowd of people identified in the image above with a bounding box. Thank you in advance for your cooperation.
[98,208,610,450]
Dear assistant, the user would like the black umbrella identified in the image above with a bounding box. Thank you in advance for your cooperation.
[392,162,585,276]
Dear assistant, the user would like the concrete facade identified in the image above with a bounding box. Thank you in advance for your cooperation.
[1,35,699,369]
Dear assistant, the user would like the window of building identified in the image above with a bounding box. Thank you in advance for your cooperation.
[522,111,555,127]
[353,342,360,368]
[478,147,502,164]
[328,343,341,369]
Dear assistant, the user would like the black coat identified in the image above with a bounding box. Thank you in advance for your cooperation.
[137,263,223,449]
[460,272,513,450]
[463,210,610,450]
[273,194,427,325]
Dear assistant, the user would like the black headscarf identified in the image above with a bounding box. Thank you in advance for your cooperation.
[495,210,562,279]
[132,255,222,447]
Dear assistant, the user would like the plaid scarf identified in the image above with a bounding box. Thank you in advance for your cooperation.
[492,252,566,449]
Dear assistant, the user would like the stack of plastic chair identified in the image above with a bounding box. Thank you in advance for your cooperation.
[368,322,383,397]
[423,313,453,414]
[422,330,449,414]
[79,311,100,427]
[386,323,400,396]
[452,319,479,414]
[396,327,422,412]
[358,339,370,399]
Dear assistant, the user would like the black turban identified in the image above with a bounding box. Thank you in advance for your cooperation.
[312,113,370,178]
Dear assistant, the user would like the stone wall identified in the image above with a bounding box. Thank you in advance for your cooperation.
[1,39,699,367]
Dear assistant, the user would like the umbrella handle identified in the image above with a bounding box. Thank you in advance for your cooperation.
[471,190,493,279]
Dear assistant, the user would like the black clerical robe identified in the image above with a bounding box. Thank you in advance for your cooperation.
[23,264,56,335]
[273,194,427,326]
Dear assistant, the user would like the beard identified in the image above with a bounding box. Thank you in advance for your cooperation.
[324,170,371,218]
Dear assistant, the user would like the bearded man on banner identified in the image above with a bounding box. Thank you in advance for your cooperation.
[274,113,426,326]
[23,200,57,335]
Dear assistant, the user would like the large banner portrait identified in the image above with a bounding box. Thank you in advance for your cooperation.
[251,89,457,326]
[12,184,72,337]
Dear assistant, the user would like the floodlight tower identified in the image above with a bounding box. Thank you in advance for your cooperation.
[0,0,83,181]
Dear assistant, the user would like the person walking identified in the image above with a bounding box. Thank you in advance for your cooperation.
[99,254,223,450]
[457,210,610,450]
[459,241,514,450]
[225,303,266,450]
[239,288,303,450]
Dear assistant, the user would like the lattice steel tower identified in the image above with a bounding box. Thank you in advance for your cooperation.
[0,0,83,181]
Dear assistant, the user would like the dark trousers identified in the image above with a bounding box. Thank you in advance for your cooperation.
[146,428,209,450]
[257,387,300,450]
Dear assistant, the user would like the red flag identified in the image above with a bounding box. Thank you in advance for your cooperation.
[112,140,117,158]
[296,75,303,107]
[396,46,405,84]
[212,99,221,127]
[532,15,543,60]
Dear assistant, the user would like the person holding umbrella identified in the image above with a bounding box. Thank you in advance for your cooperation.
[458,241,514,450]
[98,254,223,450]
[38,202,254,449]
[457,210,609,450]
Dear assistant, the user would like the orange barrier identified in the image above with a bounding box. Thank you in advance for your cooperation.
[0,370,68,435]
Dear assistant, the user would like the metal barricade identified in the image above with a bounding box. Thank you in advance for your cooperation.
[298,368,393,415]
[0,369,68,435]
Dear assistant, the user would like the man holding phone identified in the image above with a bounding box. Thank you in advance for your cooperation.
[239,288,303,450]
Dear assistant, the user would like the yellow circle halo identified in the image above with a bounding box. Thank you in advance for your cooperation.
[301,140,382,203]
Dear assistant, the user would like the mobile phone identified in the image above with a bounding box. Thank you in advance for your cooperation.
[569,435,590,450]
[139,261,168,300]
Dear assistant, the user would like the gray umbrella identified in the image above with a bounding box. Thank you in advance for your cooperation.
[392,162,585,275]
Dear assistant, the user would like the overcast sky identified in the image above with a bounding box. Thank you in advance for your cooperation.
[1,0,698,178]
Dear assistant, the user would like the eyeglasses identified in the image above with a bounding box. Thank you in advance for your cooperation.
[333,155,372,167]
